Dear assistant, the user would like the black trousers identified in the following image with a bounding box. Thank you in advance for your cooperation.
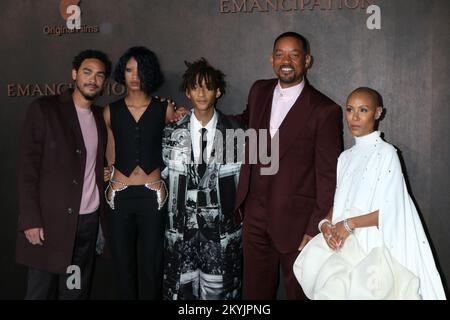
[107,186,166,300]
[25,212,99,300]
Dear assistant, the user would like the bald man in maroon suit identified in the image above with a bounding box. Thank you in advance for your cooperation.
[233,32,343,299]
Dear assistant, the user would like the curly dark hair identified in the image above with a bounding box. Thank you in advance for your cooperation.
[114,46,164,95]
[72,49,112,78]
[181,57,226,96]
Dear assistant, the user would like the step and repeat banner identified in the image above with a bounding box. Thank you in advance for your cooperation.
[0,0,448,298]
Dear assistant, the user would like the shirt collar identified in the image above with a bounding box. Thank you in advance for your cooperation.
[274,78,305,99]
[190,109,217,133]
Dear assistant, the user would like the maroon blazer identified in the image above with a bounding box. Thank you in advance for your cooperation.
[234,79,343,253]
[16,90,109,274]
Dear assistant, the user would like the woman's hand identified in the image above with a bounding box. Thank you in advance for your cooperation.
[320,222,334,249]
[321,221,342,251]
[330,221,351,250]
[104,166,112,182]
[170,106,189,123]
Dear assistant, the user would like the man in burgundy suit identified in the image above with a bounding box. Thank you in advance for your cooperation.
[234,32,343,299]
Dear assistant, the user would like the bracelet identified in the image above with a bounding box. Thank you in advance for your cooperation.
[343,219,354,234]
[318,219,331,233]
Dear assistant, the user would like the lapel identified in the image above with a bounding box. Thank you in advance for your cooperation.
[277,80,315,161]
[210,110,228,165]
[92,105,105,166]
[59,90,86,154]
[254,80,277,131]
[249,80,277,160]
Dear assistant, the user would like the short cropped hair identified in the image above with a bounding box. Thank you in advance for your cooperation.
[273,32,310,55]
[350,87,384,107]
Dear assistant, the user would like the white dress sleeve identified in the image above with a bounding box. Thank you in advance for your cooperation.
[370,146,446,300]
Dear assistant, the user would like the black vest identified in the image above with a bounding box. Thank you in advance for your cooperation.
[110,97,166,176]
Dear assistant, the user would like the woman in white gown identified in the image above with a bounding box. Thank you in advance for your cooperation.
[293,87,446,300]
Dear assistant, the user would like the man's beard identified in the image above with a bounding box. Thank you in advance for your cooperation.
[279,75,297,85]
[76,82,101,101]
[277,65,299,85]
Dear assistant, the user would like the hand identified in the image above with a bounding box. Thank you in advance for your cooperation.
[104,166,112,182]
[169,106,189,123]
[330,221,351,251]
[298,234,313,251]
[321,222,336,250]
[24,228,44,246]
[155,96,176,106]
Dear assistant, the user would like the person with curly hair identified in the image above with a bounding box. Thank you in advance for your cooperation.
[103,46,178,299]
[16,49,112,299]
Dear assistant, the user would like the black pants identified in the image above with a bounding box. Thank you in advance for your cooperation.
[107,186,166,300]
[25,212,99,300]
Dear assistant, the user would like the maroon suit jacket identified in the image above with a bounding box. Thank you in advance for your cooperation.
[16,90,109,274]
[234,79,343,253]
